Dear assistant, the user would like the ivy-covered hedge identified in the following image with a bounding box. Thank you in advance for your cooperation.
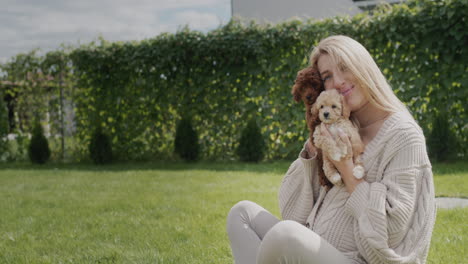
[1,0,467,161]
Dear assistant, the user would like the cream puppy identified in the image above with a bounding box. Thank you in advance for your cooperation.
[312,89,365,186]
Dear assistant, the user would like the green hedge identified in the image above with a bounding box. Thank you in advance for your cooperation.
[0,92,8,159]
[1,0,467,161]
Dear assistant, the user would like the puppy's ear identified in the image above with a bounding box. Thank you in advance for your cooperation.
[292,69,306,102]
[311,102,319,120]
[291,84,302,102]
[341,95,351,119]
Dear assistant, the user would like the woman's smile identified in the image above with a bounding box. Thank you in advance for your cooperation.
[340,85,354,97]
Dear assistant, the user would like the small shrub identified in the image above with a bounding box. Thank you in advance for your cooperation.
[427,113,458,162]
[28,122,51,164]
[89,128,113,164]
[237,118,265,162]
[174,117,200,162]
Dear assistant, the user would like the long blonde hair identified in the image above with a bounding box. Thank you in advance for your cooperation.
[309,35,410,118]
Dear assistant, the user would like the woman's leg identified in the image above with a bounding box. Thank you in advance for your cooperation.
[257,220,350,264]
[227,200,280,264]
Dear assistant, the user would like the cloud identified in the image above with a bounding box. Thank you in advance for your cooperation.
[0,0,231,62]
[173,10,224,31]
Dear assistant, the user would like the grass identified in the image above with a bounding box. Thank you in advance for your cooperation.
[0,161,466,263]
[428,208,467,264]
[432,161,468,198]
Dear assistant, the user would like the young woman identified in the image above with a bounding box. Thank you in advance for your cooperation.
[227,35,436,264]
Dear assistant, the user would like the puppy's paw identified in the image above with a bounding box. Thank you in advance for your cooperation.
[330,151,342,161]
[330,172,343,186]
[353,165,365,179]
[329,148,346,161]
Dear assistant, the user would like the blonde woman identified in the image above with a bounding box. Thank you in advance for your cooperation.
[227,35,436,264]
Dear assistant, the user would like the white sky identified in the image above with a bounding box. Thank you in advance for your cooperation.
[0,0,231,63]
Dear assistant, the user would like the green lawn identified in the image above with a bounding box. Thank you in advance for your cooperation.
[432,161,468,198]
[0,161,466,263]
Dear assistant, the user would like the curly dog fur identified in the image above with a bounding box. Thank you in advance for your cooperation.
[291,66,332,189]
[312,89,365,186]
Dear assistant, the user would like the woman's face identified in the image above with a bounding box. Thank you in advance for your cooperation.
[317,54,367,112]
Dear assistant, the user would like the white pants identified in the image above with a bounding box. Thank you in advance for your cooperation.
[226,200,350,264]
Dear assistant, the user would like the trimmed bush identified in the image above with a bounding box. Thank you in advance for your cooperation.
[28,122,51,164]
[174,117,200,162]
[89,128,113,164]
[427,113,458,162]
[237,118,265,162]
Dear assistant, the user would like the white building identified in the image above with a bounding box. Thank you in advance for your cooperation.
[232,0,406,23]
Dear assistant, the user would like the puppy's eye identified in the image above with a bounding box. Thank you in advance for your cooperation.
[306,95,312,100]
[320,105,324,109]
[332,105,336,109]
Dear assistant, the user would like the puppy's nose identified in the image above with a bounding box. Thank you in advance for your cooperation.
[323,112,329,119]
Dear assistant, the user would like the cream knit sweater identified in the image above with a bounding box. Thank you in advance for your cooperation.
[279,112,436,264]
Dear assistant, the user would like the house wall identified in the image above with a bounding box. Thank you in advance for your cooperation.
[232,0,361,23]
[232,0,407,23]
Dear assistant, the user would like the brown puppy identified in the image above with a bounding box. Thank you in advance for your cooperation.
[312,90,365,186]
[291,66,332,189]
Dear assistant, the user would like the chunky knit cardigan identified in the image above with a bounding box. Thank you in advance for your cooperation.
[279,112,436,264]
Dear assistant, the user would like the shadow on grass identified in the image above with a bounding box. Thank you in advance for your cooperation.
[1,160,465,175]
[431,161,468,175]
[0,160,293,174]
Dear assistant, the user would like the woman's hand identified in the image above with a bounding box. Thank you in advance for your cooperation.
[320,125,364,193]
[305,140,317,159]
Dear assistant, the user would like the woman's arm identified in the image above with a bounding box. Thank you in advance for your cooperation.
[278,140,321,224]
